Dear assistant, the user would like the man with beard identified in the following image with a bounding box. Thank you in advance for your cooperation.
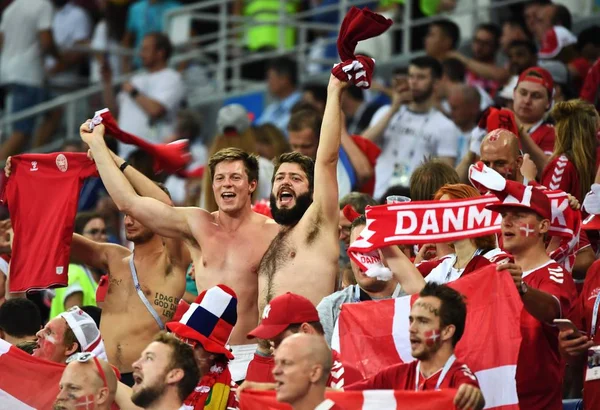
[364,56,461,198]
[129,332,199,410]
[12,143,191,385]
[345,282,485,410]
[318,215,403,346]
[54,353,118,410]
[81,119,279,382]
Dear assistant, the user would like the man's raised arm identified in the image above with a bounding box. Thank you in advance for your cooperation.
[312,75,348,223]
[81,121,195,240]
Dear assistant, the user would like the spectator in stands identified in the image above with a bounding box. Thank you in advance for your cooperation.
[54,353,118,410]
[255,123,290,161]
[342,86,382,135]
[319,215,403,346]
[33,306,106,364]
[523,0,551,43]
[121,0,181,73]
[272,334,338,410]
[288,106,352,199]
[538,25,588,91]
[486,182,576,410]
[500,20,531,55]
[90,0,128,84]
[302,83,327,115]
[576,26,600,65]
[244,292,363,388]
[201,104,273,211]
[447,85,482,163]
[48,212,106,319]
[424,19,460,61]
[479,130,525,183]
[364,56,460,198]
[449,24,510,96]
[0,298,42,346]
[256,57,302,134]
[338,192,377,249]
[0,0,57,160]
[438,58,493,115]
[36,0,93,147]
[541,100,598,202]
[534,2,572,44]
[129,332,199,409]
[506,40,539,77]
[102,32,185,159]
[345,282,485,410]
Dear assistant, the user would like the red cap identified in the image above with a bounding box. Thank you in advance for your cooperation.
[486,180,552,220]
[517,67,554,100]
[247,293,320,340]
[539,26,577,59]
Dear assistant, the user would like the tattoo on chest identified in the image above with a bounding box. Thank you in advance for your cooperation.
[258,229,296,302]
[153,293,180,320]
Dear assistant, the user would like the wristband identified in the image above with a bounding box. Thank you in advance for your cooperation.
[119,161,130,172]
[129,88,139,98]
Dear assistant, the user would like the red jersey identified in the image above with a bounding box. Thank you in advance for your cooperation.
[1,153,97,292]
[345,357,479,391]
[517,260,577,410]
[570,260,600,409]
[530,122,556,155]
[542,155,580,200]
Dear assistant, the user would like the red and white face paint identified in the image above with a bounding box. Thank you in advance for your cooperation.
[424,329,441,347]
[74,394,96,409]
[518,223,536,237]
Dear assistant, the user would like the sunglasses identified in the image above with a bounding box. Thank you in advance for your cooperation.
[84,229,107,236]
[66,353,108,389]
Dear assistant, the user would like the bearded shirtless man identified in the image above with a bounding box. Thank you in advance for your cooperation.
[4,152,189,386]
[257,75,348,340]
[80,125,279,382]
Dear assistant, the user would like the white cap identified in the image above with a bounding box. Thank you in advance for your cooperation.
[60,306,107,361]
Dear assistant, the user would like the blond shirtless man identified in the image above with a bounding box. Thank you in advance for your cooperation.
[252,75,348,359]
[80,124,279,382]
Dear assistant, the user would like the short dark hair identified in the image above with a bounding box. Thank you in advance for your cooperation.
[273,152,315,191]
[419,282,467,347]
[477,23,501,48]
[351,214,367,231]
[63,326,82,353]
[146,32,173,60]
[432,19,461,49]
[345,85,365,102]
[339,192,377,213]
[74,212,104,235]
[208,147,259,184]
[552,4,572,30]
[410,56,443,80]
[0,299,41,338]
[154,332,200,401]
[303,83,327,106]
[442,58,466,82]
[285,321,325,336]
[409,159,460,201]
[267,56,298,87]
[507,39,537,55]
[577,25,600,50]
[288,107,322,140]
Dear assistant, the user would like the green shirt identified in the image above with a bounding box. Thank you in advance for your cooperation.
[49,264,98,319]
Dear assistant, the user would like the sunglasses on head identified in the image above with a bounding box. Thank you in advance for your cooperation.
[84,229,106,236]
[67,353,108,389]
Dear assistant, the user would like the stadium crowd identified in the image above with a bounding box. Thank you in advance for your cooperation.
[1,0,600,409]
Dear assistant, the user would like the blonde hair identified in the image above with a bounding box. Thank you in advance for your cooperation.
[201,128,259,212]
[434,184,497,250]
[551,99,598,201]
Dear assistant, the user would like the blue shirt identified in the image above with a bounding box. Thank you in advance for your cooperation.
[126,0,181,51]
[255,91,302,135]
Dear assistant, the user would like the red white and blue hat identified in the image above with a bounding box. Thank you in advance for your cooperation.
[166,285,237,359]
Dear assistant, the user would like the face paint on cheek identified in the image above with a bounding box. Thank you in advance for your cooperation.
[74,394,96,409]
[518,223,535,237]
[424,329,441,347]
[39,335,58,358]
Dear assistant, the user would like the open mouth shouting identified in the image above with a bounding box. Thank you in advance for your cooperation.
[221,192,236,202]
[278,187,295,206]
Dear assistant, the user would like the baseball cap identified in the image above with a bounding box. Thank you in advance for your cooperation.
[516,66,554,101]
[486,180,552,220]
[539,26,577,60]
[247,293,320,340]
[60,306,107,361]
[217,104,252,136]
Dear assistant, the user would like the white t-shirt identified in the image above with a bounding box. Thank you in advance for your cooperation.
[0,0,53,87]
[89,20,121,83]
[424,248,506,284]
[117,67,185,158]
[45,2,92,87]
[372,105,461,199]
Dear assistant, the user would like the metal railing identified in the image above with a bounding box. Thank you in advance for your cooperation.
[0,0,550,150]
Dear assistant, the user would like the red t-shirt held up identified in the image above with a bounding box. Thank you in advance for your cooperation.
[1,153,97,292]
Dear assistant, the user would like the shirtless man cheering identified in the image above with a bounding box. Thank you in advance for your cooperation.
[80,125,279,382]
[257,74,347,339]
